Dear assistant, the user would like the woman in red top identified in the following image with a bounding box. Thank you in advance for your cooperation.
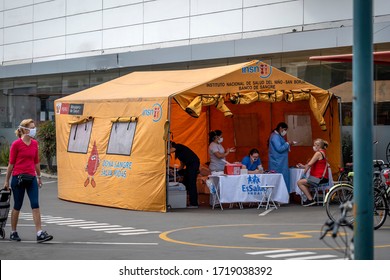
[3,119,53,243]
[297,138,329,207]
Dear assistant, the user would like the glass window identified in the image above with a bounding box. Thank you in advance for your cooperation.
[375,102,390,125]
[62,73,90,94]
[341,103,353,126]
[107,118,137,156]
[68,120,93,153]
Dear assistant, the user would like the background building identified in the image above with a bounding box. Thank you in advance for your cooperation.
[0,0,389,161]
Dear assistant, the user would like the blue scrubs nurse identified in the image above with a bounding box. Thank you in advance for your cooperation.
[268,122,294,192]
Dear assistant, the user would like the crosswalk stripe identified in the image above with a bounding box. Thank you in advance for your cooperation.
[91,226,123,231]
[246,249,294,255]
[104,229,146,233]
[67,223,105,227]
[13,212,160,237]
[42,181,57,184]
[119,231,161,236]
[266,251,316,258]
[102,227,136,233]
[57,221,96,226]
[2,240,158,245]
[287,254,339,260]
[46,219,85,224]
[41,218,75,222]
[79,224,111,229]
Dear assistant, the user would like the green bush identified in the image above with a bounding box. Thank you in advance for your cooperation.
[37,120,56,172]
[0,142,10,166]
[341,132,353,164]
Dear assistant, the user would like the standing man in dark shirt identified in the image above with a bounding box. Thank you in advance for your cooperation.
[170,142,200,208]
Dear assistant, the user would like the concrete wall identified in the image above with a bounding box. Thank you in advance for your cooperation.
[0,0,389,70]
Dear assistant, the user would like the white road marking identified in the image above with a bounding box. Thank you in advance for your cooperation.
[41,218,75,222]
[267,251,316,258]
[79,224,113,229]
[1,240,158,245]
[42,181,58,184]
[287,254,339,260]
[12,212,161,236]
[57,221,96,226]
[246,249,294,255]
[91,226,125,231]
[246,249,343,260]
[105,229,147,233]
[119,231,161,236]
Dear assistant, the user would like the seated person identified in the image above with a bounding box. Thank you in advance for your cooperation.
[241,148,264,174]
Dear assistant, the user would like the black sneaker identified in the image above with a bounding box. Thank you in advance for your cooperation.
[37,231,53,243]
[302,199,316,207]
[10,232,21,241]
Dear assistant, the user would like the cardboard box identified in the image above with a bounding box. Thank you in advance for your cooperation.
[224,163,242,175]
[168,189,187,208]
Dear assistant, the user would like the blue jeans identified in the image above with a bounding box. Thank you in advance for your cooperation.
[11,175,40,210]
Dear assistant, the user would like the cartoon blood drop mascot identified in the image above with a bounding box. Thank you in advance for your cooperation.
[84,141,100,187]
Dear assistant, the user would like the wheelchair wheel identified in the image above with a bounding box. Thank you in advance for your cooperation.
[325,183,354,226]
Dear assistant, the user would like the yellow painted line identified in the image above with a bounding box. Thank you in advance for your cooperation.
[159,224,390,251]
[245,231,319,240]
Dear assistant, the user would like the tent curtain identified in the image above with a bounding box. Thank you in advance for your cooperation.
[110,116,138,123]
[68,116,94,124]
[182,90,331,130]
[185,95,232,118]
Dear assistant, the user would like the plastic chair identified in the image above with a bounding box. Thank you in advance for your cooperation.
[206,179,223,210]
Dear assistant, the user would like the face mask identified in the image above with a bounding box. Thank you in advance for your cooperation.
[217,137,223,144]
[280,130,287,137]
[20,126,36,138]
[27,128,37,138]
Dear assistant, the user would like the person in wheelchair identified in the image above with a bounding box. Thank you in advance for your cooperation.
[297,138,330,207]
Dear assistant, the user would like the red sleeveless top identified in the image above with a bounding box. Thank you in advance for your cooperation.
[310,149,328,179]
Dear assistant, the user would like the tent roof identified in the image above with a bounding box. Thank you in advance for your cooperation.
[329,80,390,102]
[57,61,255,102]
[57,60,333,130]
[57,60,330,101]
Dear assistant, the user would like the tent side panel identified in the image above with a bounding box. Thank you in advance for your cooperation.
[54,99,168,212]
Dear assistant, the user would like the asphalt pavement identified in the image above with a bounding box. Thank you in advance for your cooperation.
[1,172,389,260]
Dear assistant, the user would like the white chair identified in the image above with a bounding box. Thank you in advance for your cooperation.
[257,185,278,210]
[206,179,223,210]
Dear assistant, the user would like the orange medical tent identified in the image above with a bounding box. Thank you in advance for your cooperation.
[55,60,340,212]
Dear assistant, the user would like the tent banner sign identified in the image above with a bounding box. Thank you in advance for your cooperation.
[205,61,308,91]
[56,103,84,115]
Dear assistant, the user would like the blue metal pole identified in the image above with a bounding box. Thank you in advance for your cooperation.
[353,0,374,260]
